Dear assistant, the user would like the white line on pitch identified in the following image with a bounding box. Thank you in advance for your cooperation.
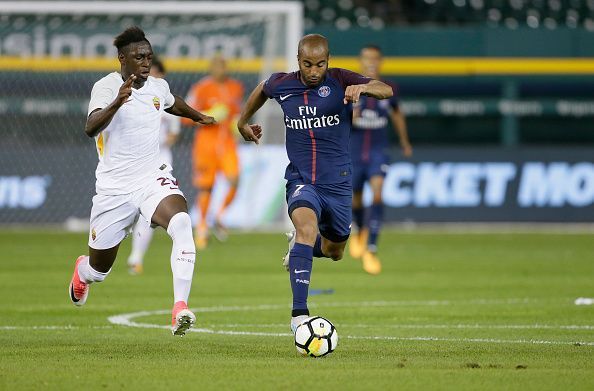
[0,325,115,330]
[104,298,557,316]
[4,322,594,347]
[202,323,594,330]
[106,308,594,347]
[3,323,593,332]
[344,335,594,346]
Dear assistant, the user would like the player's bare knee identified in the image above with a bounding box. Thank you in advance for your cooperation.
[327,248,344,261]
[322,243,344,261]
[295,224,318,244]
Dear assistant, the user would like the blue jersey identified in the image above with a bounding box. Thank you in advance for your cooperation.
[263,68,371,185]
[350,82,398,162]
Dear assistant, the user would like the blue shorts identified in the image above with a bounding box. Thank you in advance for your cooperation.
[351,151,388,193]
[286,179,352,243]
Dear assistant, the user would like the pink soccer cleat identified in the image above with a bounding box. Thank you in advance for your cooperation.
[69,255,89,306]
[171,301,196,336]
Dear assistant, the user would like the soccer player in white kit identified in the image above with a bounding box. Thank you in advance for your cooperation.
[68,27,215,336]
[126,57,181,275]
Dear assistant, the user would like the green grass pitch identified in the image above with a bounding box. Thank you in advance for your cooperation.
[0,229,592,390]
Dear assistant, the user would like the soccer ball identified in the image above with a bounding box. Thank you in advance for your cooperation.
[294,316,338,357]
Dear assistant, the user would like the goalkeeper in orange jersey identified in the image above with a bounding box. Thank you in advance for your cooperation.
[184,54,244,249]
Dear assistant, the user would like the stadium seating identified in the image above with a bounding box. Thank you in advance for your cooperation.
[302,0,594,30]
[5,1,592,31]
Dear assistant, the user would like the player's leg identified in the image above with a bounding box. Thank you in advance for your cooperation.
[349,190,368,259]
[214,143,240,242]
[367,175,384,253]
[69,195,137,306]
[288,206,319,331]
[144,169,197,336]
[362,172,386,275]
[285,181,323,332]
[151,194,195,303]
[194,184,212,249]
[349,163,368,259]
[192,141,215,249]
[317,183,352,262]
[126,217,154,275]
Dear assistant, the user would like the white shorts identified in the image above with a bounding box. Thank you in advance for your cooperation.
[88,165,184,250]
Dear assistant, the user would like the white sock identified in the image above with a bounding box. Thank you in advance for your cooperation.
[78,256,110,284]
[167,212,196,304]
[128,218,154,266]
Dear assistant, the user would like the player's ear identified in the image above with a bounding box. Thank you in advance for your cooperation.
[117,51,125,65]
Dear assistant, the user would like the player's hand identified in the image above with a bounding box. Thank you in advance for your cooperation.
[401,142,413,157]
[115,74,136,107]
[238,123,262,145]
[196,113,216,125]
[344,84,368,104]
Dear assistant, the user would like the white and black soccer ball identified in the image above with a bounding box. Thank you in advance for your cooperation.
[294,316,338,357]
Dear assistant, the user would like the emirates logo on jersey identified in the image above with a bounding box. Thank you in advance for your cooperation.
[153,97,160,110]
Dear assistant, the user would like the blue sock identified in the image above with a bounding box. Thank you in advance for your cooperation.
[368,203,384,252]
[352,207,364,230]
[289,243,313,316]
[313,234,327,258]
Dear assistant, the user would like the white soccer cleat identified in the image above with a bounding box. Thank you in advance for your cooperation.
[171,301,196,336]
[290,315,310,334]
[282,230,296,272]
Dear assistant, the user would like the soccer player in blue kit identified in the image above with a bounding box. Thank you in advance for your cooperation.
[237,34,394,332]
[349,45,412,275]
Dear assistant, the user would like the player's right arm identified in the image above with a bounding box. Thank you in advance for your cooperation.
[236,81,266,144]
[391,107,413,157]
[85,74,136,137]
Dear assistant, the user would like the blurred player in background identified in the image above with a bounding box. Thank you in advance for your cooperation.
[126,57,181,275]
[68,27,215,336]
[349,45,412,275]
[237,34,393,333]
[184,54,244,249]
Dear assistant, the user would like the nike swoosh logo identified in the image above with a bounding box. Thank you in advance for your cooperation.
[280,94,295,101]
[182,251,196,255]
[294,269,309,274]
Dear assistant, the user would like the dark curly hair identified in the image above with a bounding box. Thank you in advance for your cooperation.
[113,26,149,53]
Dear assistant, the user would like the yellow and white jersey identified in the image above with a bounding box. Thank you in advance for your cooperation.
[88,72,175,195]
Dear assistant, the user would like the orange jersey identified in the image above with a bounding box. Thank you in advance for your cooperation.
[186,77,243,188]
[185,76,244,142]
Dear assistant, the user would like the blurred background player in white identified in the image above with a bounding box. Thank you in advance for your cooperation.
[349,45,412,275]
[67,27,215,336]
[127,57,181,275]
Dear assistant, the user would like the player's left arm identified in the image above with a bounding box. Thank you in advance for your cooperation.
[344,79,393,104]
[165,94,215,125]
[390,107,413,157]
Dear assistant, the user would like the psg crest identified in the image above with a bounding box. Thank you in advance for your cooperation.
[153,97,161,110]
[318,86,331,98]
